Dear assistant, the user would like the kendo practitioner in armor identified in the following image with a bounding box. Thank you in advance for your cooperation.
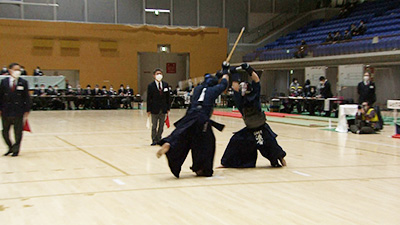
[156,63,230,178]
[220,63,287,168]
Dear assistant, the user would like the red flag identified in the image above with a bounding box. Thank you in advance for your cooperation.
[23,120,31,132]
[165,114,170,128]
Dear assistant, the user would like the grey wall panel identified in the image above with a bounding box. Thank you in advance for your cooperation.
[117,0,143,24]
[199,0,222,27]
[146,0,170,9]
[250,0,272,13]
[0,4,21,19]
[57,0,85,22]
[146,12,169,25]
[87,0,115,23]
[24,0,54,20]
[226,0,247,32]
[173,0,197,26]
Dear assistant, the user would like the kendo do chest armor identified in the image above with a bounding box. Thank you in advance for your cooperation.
[242,106,266,129]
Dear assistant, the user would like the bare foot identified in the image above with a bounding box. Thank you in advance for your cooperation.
[279,157,287,167]
[216,165,225,169]
[156,143,170,158]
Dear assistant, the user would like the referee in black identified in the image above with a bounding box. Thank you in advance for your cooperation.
[0,63,31,157]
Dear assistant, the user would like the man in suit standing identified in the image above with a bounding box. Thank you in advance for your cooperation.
[357,72,376,105]
[318,76,333,117]
[0,63,31,157]
[147,68,170,146]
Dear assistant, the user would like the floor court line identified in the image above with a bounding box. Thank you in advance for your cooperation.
[55,136,130,176]
[1,163,399,185]
[1,176,399,201]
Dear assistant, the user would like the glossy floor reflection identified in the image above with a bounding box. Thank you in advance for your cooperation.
[0,110,399,225]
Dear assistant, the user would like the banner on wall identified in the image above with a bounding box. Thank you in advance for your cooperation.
[338,64,364,87]
[0,76,66,90]
[305,66,326,86]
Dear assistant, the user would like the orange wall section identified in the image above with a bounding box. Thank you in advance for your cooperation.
[0,19,228,90]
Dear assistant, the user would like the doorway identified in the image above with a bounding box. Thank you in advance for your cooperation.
[138,52,189,100]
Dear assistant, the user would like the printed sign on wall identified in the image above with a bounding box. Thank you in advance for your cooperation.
[166,63,176,73]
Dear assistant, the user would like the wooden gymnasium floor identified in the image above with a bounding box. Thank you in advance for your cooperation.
[0,109,399,225]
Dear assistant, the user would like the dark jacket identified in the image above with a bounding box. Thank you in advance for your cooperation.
[0,77,31,117]
[147,80,170,114]
[357,81,376,105]
[320,80,333,98]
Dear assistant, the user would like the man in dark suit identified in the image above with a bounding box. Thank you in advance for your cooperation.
[0,63,31,157]
[357,72,376,105]
[318,76,333,117]
[147,68,170,146]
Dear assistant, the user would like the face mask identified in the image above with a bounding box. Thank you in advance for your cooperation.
[103,89,106,91]
[41,87,45,90]
[120,87,123,90]
[363,76,369,82]
[12,70,21,78]
[54,88,58,90]
[127,86,130,89]
[155,74,163,81]
[87,88,91,90]
[95,88,99,90]
[110,88,113,91]
[68,86,72,89]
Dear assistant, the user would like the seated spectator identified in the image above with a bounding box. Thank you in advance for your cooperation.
[325,32,334,43]
[350,102,382,134]
[356,20,367,35]
[121,85,134,109]
[84,85,92,109]
[46,85,55,95]
[333,31,342,42]
[343,30,352,40]
[74,85,85,110]
[34,66,43,76]
[65,84,75,110]
[294,40,308,58]
[350,24,358,36]
[33,84,40,96]
[20,66,27,75]
[92,84,103,109]
[338,8,349,19]
[290,78,303,96]
[51,85,65,110]
[1,66,9,75]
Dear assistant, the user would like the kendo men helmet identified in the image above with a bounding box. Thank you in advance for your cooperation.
[204,73,218,87]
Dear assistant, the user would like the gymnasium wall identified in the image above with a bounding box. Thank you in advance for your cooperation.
[0,19,228,91]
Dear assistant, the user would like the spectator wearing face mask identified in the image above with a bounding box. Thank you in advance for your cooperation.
[20,66,27,75]
[33,66,43,76]
[65,85,75,110]
[122,85,134,109]
[106,85,117,109]
[84,84,92,109]
[50,85,64,110]
[92,84,103,109]
[357,72,376,106]
[74,84,85,110]
[147,68,170,146]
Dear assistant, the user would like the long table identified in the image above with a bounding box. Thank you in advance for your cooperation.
[273,96,341,114]
[31,95,143,110]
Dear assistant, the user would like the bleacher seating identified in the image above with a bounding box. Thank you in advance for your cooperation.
[243,0,400,62]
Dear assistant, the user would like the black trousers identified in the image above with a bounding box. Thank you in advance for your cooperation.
[221,124,286,168]
[2,116,24,155]
[160,117,216,178]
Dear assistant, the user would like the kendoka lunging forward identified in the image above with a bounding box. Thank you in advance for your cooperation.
[156,63,230,178]
[220,63,286,168]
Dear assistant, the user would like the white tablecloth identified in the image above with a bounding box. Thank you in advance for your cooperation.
[335,104,359,133]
